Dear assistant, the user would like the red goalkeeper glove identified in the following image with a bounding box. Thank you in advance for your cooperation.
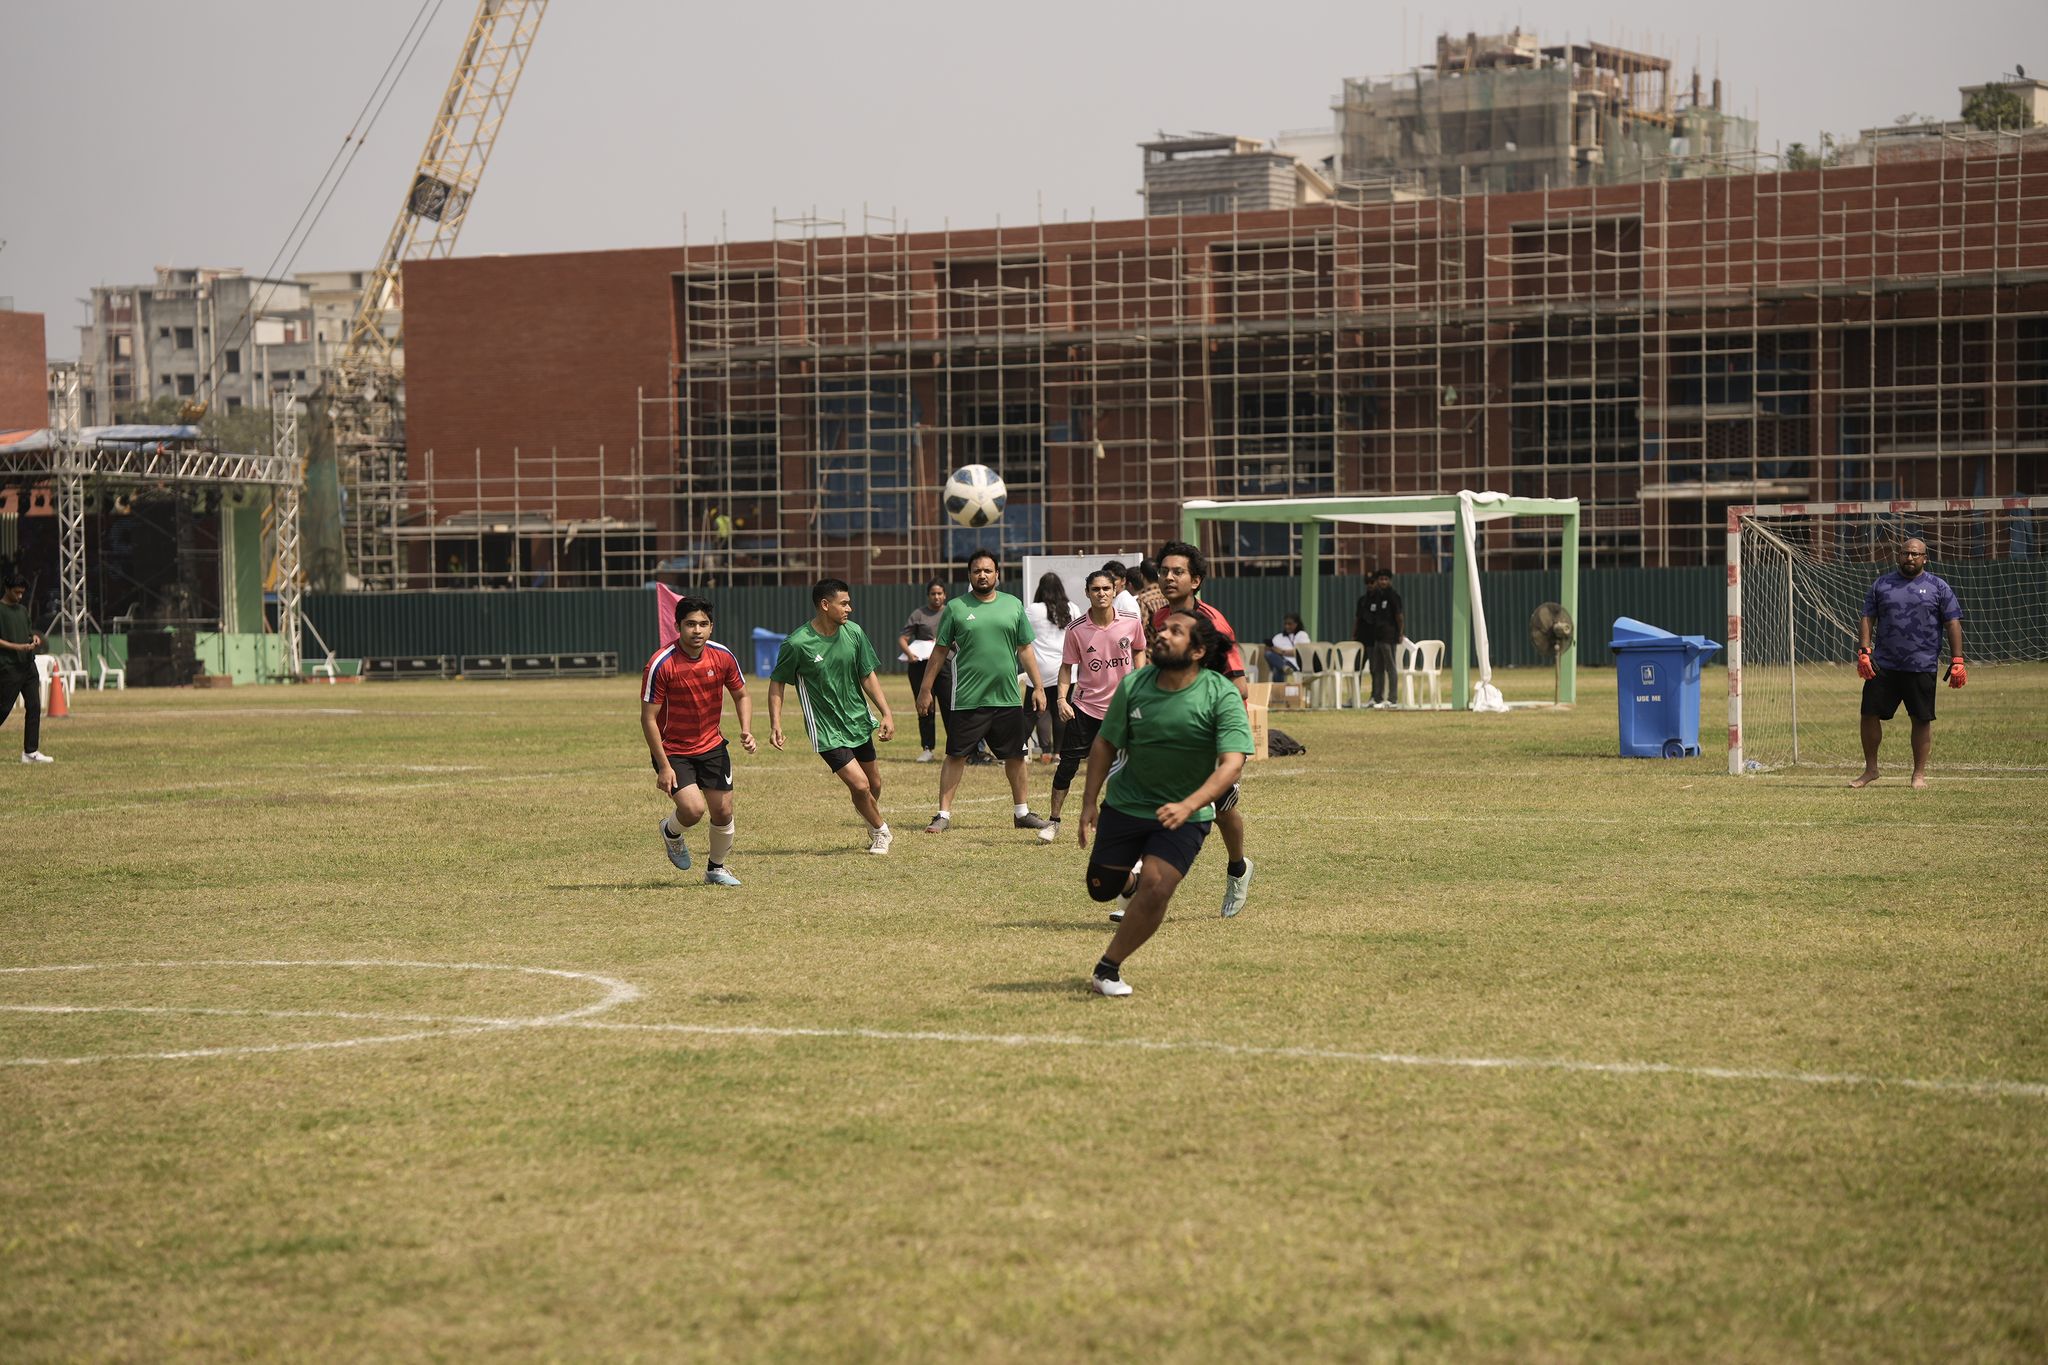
[1947,656,1966,689]
[1856,648,1876,681]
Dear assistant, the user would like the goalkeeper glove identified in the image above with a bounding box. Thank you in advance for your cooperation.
[1946,656,1967,689]
[1856,648,1876,681]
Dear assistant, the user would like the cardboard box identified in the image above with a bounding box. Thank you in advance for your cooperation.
[1273,681,1308,710]
[1244,682,1272,761]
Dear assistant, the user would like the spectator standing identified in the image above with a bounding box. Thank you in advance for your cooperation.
[898,579,950,763]
[1354,569,1405,709]
[1026,572,1074,763]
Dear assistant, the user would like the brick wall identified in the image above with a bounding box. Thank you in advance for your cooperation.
[0,311,47,430]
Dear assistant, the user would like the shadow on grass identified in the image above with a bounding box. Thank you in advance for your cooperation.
[980,979,1088,994]
[546,879,684,892]
[997,918,1110,933]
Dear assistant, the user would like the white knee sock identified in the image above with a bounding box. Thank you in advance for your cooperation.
[708,821,735,865]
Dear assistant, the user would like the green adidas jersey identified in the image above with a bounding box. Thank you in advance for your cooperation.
[771,619,880,753]
[936,590,1034,710]
[1097,666,1254,823]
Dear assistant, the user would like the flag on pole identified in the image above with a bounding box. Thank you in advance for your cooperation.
[655,583,681,649]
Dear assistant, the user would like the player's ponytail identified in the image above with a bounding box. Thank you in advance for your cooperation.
[1171,608,1235,675]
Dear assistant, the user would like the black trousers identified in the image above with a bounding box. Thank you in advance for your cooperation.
[906,658,953,751]
[0,673,42,754]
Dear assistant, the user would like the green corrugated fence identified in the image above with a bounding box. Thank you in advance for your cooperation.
[304,567,1727,675]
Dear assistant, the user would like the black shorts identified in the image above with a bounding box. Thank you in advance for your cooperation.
[943,705,1028,759]
[1862,669,1937,723]
[819,739,878,773]
[1090,803,1211,877]
[656,743,733,793]
[1215,782,1241,815]
[1060,708,1104,758]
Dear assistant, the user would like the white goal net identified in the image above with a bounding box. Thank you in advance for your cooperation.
[1728,497,2048,774]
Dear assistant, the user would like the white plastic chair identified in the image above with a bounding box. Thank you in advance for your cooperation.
[1328,640,1367,708]
[96,655,126,690]
[1297,642,1341,708]
[34,654,56,712]
[1400,639,1445,710]
[56,653,88,698]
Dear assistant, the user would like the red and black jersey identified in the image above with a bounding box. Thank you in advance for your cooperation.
[642,640,746,756]
[1149,598,1246,677]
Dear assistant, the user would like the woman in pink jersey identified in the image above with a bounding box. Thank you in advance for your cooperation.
[1037,569,1148,843]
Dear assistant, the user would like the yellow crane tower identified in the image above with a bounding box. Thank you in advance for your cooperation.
[322,0,548,590]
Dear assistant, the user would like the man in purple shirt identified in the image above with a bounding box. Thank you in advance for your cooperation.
[1851,537,1965,789]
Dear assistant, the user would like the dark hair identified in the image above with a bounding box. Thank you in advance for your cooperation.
[923,579,947,595]
[2,574,24,591]
[1282,613,1302,631]
[966,548,999,573]
[1084,569,1117,592]
[1131,559,1160,588]
[811,577,851,606]
[1371,567,1392,582]
[1155,540,1206,584]
[673,595,715,625]
[1165,607,1234,675]
[1033,572,1072,629]
[1102,559,1127,578]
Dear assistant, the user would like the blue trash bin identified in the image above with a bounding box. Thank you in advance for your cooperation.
[1609,616,1722,758]
[750,626,787,679]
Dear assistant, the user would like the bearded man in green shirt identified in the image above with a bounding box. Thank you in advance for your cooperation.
[1076,609,1253,996]
[914,549,1051,836]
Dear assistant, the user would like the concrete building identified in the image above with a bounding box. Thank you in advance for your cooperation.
[1336,29,1757,196]
[393,146,2047,587]
[1142,135,1336,218]
[76,268,322,424]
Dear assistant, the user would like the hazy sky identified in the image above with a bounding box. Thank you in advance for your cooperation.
[2,0,2040,357]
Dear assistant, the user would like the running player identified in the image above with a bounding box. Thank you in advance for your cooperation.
[1038,568,1146,843]
[1150,540,1255,917]
[1077,609,1253,996]
[642,595,755,886]
[768,578,897,853]
[914,549,1052,835]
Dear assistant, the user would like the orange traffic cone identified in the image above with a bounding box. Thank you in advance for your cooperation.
[48,667,69,718]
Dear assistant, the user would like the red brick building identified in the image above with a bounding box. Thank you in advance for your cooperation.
[401,150,2048,585]
[0,310,48,432]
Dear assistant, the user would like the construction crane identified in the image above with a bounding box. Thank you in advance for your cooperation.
[322,0,548,590]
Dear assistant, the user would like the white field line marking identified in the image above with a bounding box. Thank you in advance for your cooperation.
[0,960,637,1067]
[1292,811,2039,831]
[553,1019,2048,1102]
[9,964,2044,1101]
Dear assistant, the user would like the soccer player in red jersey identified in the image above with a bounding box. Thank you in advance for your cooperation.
[641,595,756,886]
[1149,541,1255,919]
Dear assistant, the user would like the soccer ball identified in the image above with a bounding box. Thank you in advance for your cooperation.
[943,464,1007,528]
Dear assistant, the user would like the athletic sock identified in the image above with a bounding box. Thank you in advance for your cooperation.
[663,818,683,840]
[1227,859,1248,878]
[935,810,951,822]
[708,821,735,864]
[871,821,889,834]
[1094,955,1122,981]
[1014,803,1030,817]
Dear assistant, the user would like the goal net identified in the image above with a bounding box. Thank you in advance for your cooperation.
[1728,497,2048,774]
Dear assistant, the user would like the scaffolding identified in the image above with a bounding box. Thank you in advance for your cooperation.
[386,143,2047,588]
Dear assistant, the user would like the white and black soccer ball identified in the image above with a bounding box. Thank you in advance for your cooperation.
[943,464,1007,528]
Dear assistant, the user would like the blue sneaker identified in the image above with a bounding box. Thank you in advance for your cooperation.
[661,820,691,871]
[703,866,740,887]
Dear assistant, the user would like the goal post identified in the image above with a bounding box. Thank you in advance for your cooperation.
[1727,496,2048,775]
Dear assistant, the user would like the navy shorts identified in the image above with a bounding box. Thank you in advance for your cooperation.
[1862,669,1936,723]
[1090,803,1211,877]
[819,739,878,772]
[656,743,733,793]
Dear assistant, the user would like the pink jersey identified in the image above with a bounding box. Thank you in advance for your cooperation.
[1062,615,1146,719]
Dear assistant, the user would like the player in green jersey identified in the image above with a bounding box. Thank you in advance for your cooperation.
[1076,609,1254,996]
[768,578,898,854]
[914,549,1052,836]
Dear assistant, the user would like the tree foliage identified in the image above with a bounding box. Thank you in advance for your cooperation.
[1961,86,2034,132]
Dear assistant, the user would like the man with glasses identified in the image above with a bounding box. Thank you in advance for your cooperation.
[1851,537,1964,789]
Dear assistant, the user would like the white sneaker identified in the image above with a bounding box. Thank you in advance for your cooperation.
[1220,858,1253,918]
[20,751,53,764]
[916,748,935,763]
[867,825,893,855]
[1037,819,1060,844]
[1088,974,1133,997]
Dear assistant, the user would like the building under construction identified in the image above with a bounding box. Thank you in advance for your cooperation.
[392,143,2048,588]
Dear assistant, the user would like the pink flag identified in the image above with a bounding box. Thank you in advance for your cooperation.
[656,583,681,648]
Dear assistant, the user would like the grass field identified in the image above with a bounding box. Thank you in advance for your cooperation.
[4,665,2046,1361]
